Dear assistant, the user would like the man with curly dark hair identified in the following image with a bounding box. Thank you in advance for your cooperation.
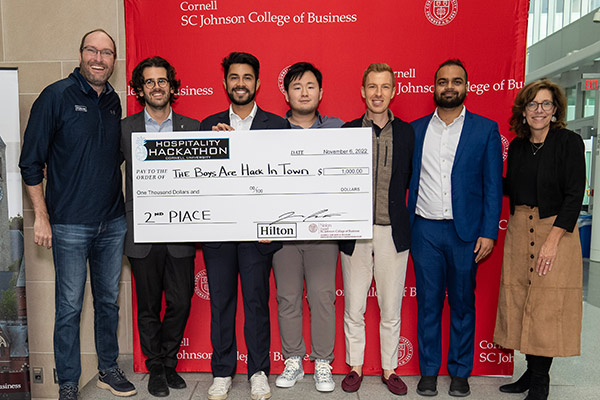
[121,56,200,397]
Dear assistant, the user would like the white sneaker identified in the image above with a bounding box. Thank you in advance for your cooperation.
[250,371,271,399]
[314,359,335,392]
[275,356,304,388]
[208,376,232,400]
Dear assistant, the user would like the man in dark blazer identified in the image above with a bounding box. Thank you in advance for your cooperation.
[338,63,413,396]
[408,59,503,397]
[121,57,200,397]
[201,52,287,400]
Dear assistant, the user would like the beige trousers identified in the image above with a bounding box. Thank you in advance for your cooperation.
[341,225,409,369]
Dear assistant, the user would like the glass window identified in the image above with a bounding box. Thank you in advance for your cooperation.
[541,0,549,37]
[566,86,577,121]
[584,90,596,118]
[554,0,565,30]
[528,0,535,45]
[571,0,582,21]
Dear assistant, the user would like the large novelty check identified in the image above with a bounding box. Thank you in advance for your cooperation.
[132,128,373,242]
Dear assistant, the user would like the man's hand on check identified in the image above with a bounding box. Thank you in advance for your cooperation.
[212,123,234,131]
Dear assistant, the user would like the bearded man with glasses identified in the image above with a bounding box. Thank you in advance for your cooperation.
[121,56,201,397]
[19,28,136,400]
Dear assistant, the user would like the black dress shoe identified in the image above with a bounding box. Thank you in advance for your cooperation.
[416,376,438,396]
[449,376,470,397]
[165,366,187,389]
[499,369,531,393]
[148,364,169,397]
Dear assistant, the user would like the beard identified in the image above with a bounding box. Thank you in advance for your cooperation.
[434,89,466,108]
[144,89,170,109]
[227,86,256,106]
[79,60,113,89]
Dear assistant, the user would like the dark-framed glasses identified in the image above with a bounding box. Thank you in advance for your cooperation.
[82,46,114,58]
[526,100,554,112]
[144,78,169,89]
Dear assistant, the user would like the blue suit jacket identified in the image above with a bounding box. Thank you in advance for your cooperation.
[408,110,503,242]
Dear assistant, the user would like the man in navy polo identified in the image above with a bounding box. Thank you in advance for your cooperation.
[19,29,135,400]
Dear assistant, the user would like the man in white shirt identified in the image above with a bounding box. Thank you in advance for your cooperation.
[408,59,503,397]
[200,52,288,400]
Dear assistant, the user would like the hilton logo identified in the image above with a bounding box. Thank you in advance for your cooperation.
[424,0,458,26]
[257,223,297,239]
[194,269,210,300]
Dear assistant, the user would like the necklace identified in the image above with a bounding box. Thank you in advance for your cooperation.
[530,141,544,155]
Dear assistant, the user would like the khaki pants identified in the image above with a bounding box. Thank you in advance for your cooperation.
[341,225,409,369]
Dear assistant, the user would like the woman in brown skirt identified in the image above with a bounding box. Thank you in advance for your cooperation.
[494,79,586,400]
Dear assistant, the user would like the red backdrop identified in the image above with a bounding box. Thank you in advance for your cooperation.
[124,0,529,376]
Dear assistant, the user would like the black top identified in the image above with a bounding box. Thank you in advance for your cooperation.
[505,128,586,232]
[199,106,288,131]
[513,142,542,207]
[19,68,124,224]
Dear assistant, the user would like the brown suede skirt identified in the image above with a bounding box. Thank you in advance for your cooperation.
[494,206,582,357]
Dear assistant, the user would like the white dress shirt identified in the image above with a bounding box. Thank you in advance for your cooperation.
[415,106,466,220]
[229,103,258,131]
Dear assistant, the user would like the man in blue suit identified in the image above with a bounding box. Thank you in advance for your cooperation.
[408,59,503,397]
[201,52,288,400]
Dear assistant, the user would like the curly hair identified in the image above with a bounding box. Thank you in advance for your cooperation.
[129,56,181,106]
[510,79,567,139]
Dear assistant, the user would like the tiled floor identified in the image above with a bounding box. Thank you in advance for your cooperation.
[80,301,600,399]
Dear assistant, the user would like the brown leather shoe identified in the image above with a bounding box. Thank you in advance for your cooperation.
[341,371,363,392]
[382,374,408,395]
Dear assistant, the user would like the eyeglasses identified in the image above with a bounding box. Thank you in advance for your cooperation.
[144,78,169,89]
[82,46,114,58]
[526,100,554,112]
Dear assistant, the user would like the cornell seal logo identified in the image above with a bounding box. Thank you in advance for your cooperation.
[424,0,458,26]
[278,65,291,94]
[195,269,210,300]
[397,336,414,366]
[501,134,509,161]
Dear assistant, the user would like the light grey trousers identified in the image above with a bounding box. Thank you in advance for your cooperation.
[272,241,339,361]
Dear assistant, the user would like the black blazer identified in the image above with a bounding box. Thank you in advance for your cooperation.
[200,105,288,254]
[505,128,586,232]
[121,111,201,258]
[199,106,289,131]
[339,115,414,255]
